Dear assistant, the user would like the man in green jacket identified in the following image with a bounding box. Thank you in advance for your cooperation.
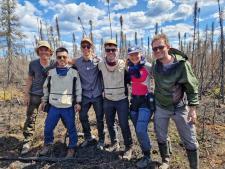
[151,34,199,169]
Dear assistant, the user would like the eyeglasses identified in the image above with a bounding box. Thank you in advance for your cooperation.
[105,48,117,53]
[81,44,91,49]
[152,45,165,52]
[57,55,67,60]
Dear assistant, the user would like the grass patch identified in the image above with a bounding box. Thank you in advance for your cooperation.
[0,86,23,101]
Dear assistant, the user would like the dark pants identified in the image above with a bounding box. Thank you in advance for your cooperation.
[104,98,133,148]
[44,106,77,148]
[79,95,105,141]
[23,94,41,142]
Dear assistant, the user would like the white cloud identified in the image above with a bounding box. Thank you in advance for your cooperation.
[147,0,175,16]
[113,0,137,10]
[39,0,49,6]
[160,23,193,40]
[122,11,151,29]
[39,0,56,8]
[99,0,137,10]
[173,0,225,8]
[15,1,42,30]
[55,3,105,25]
[172,4,192,20]
[145,1,193,24]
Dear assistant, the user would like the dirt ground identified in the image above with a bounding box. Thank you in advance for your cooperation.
[0,89,224,169]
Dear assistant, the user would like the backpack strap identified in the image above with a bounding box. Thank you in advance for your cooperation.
[99,70,105,98]
[47,76,51,94]
[124,69,130,96]
[72,77,77,105]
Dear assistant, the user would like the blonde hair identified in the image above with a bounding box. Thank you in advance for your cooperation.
[151,33,170,47]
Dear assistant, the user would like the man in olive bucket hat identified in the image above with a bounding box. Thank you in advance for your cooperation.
[21,41,56,155]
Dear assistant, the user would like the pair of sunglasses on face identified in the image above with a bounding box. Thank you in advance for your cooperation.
[57,55,68,60]
[105,48,117,53]
[81,44,91,49]
[152,45,166,52]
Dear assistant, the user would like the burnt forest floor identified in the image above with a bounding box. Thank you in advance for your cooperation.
[0,88,224,169]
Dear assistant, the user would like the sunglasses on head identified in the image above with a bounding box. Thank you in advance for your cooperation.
[57,55,67,60]
[81,44,91,49]
[105,48,117,53]
[152,45,165,52]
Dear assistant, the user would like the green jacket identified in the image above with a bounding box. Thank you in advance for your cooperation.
[152,48,199,111]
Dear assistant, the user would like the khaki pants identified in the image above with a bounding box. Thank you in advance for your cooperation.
[23,94,42,143]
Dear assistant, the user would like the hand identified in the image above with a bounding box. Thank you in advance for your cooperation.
[187,106,197,124]
[38,102,46,113]
[74,104,81,113]
[24,93,30,106]
[125,59,129,69]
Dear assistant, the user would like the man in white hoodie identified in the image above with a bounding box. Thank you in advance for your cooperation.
[38,47,82,158]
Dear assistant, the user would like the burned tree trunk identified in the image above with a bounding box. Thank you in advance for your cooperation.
[191,1,198,66]
[218,0,224,103]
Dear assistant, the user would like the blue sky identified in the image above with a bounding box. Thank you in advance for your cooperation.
[13,0,225,56]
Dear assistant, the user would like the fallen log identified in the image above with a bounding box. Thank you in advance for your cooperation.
[0,156,89,163]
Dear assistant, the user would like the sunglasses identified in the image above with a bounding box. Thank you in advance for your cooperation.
[152,45,165,52]
[105,48,117,53]
[57,55,67,60]
[81,44,91,49]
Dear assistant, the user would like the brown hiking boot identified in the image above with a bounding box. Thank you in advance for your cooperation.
[65,148,75,158]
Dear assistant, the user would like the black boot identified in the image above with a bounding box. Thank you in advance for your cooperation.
[136,150,151,168]
[158,141,171,169]
[186,149,199,169]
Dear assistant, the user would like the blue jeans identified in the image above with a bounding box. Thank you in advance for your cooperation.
[44,106,77,148]
[130,107,152,152]
[104,98,132,147]
[79,95,105,141]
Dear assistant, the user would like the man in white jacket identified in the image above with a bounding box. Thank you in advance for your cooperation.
[39,47,82,158]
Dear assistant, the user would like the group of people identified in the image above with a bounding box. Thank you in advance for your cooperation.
[20,33,199,169]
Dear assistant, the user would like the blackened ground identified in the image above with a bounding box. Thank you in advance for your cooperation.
[0,95,224,169]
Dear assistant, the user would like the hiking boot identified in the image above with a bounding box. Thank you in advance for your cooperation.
[65,148,75,158]
[136,156,151,168]
[96,140,105,150]
[186,149,199,169]
[158,142,171,169]
[21,142,31,155]
[105,142,120,152]
[122,147,133,160]
[39,144,53,156]
[80,136,96,148]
